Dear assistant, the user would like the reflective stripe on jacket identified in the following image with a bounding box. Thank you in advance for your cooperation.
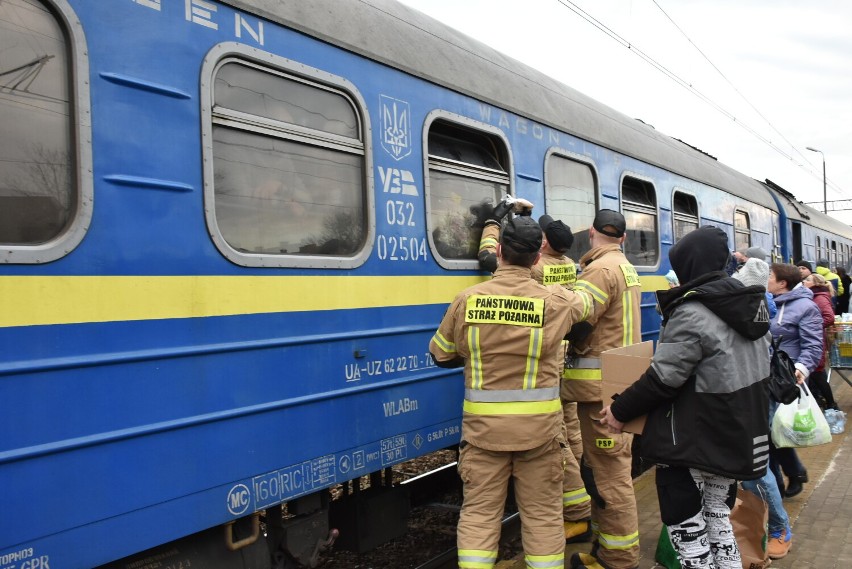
[562,244,641,402]
[430,264,593,451]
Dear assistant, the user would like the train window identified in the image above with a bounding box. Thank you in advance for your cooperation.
[206,57,370,267]
[832,240,838,267]
[621,175,659,266]
[0,0,92,263]
[544,152,596,261]
[734,209,751,251]
[816,236,822,261]
[426,119,509,265]
[672,191,698,242]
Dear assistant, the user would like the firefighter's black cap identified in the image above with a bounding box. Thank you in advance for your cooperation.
[539,215,574,252]
[501,216,542,253]
[593,209,626,238]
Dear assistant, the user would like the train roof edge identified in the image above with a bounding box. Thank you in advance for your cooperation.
[225,0,776,209]
[763,179,852,236]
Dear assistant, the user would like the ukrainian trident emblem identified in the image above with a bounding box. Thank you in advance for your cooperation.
[380,95,411,160]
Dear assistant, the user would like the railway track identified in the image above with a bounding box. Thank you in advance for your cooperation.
[316,449,524,568]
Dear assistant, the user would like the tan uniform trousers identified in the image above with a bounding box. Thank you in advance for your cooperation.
[562,401,591,521]
[457,439,564,569]
[577,401,639,569]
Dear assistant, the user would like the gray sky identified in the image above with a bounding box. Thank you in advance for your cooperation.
[398,0,852,224]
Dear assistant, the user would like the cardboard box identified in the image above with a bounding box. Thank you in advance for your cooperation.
[600,341,654,434]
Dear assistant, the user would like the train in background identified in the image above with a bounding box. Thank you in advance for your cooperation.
[1,0,851,567]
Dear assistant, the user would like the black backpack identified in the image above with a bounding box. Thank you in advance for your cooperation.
[767,336,800,405]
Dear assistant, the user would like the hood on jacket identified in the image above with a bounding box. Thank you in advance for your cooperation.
[660,226,769,340]
[670,226,731,284]
[659,276,770,340]
[774,284,813,305]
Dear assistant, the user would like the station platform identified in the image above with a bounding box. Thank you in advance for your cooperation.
[499,380,852,568]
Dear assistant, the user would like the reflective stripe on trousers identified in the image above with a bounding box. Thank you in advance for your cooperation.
[563,487,591,507]
[524,552,565,568]
[458,549,498,569]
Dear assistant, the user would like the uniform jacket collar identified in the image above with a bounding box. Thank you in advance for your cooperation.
[579,243,621,268]
[493,264,533,279]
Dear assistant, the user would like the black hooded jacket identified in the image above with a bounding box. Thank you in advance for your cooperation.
[611,227,771,479]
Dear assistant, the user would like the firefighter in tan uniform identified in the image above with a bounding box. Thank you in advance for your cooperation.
[564,209,642,569]
[537,215,592,544]
[431,215,594,569]
[481,206,592,544]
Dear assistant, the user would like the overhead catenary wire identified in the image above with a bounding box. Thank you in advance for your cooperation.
[555,0,845,198]
[648,0,843,197]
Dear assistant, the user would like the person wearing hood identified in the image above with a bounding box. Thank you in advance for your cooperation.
[736,258,777,319]
[734,258,792,560]
[600,226,771,569]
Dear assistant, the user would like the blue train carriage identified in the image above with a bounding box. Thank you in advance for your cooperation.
[0,0,475,567]
[0,0,815,567]
[763,179,852,268]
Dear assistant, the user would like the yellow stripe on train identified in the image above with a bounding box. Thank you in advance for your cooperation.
[0,273,672,328]
[0,275,486,328]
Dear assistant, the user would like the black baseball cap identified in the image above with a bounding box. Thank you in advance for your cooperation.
[501,216,542,253]
[538,214,574,252]
[592,209,626,238]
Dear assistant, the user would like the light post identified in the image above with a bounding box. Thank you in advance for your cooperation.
[806,146,826,214]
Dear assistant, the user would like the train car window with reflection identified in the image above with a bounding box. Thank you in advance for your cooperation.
[672,190,699,243]
[735,208,752,250]
[622,175,659,267]
[426,119,509,264]
[0,0,92,264]
[544,152,597,259]
[209,60,368,262]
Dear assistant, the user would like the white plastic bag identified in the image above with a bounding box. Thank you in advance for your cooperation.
[824,409,847,435]
[771,384,832,447]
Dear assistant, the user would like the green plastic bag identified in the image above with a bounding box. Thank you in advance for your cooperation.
[655,526,681,569]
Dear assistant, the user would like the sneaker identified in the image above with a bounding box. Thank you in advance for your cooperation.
[767,528,792,559]
[564,520,593,543]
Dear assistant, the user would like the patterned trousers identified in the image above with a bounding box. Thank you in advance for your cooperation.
[657,466,740,569]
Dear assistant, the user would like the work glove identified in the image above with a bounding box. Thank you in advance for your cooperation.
[489,196,534,223]
[489,196,514,222]
[470,201,495,227]
[565,321,593,344]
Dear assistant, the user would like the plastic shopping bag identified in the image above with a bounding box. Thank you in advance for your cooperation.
[824,408,847,435]
[771,383,832,448]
